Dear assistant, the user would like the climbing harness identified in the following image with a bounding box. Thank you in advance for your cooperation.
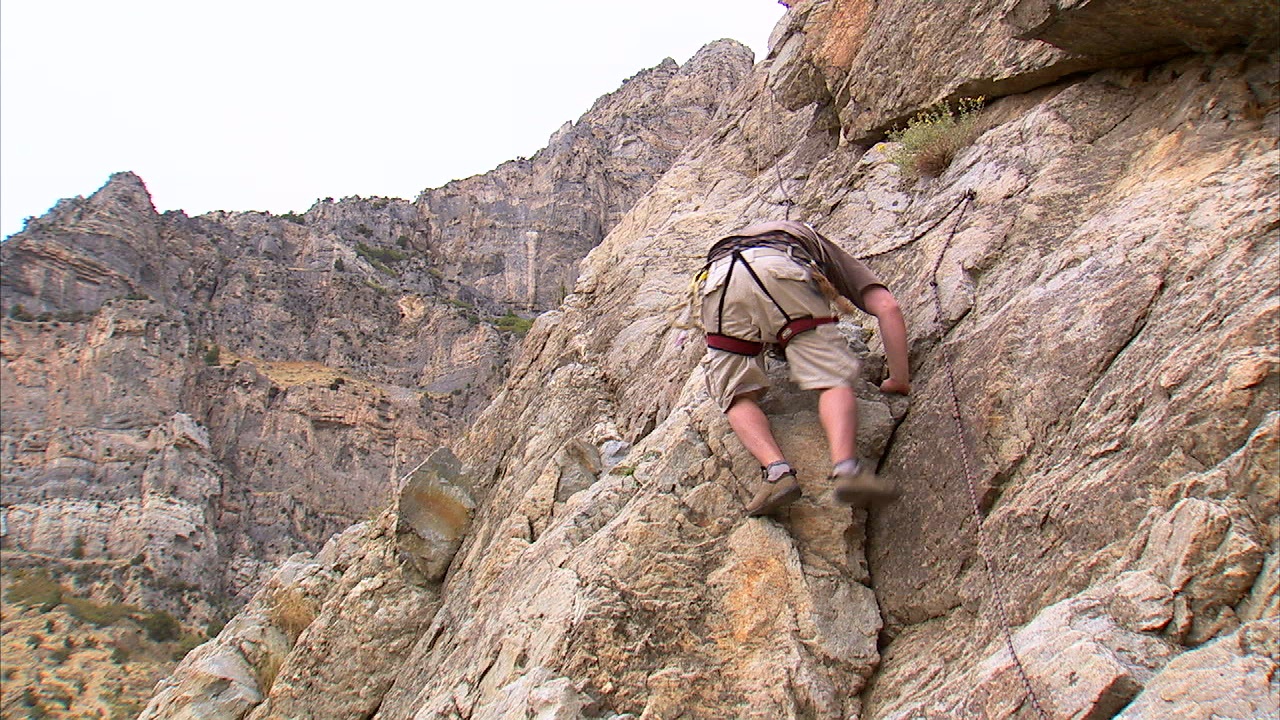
[926,190,1051,720]
[705,248,836,356]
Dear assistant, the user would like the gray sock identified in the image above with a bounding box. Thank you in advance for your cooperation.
[833,458,862,476]
[764,461,793,483]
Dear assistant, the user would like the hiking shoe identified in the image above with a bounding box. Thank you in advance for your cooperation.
[831,459,899,508]
[745,463,802,517]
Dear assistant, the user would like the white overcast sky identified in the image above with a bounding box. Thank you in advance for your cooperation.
[1,1,786,240]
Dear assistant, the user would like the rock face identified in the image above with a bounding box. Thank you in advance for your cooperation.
[0,40,753,636]
[771,0,1280,140]
[10,2,1280,719]
[419,40,756,310]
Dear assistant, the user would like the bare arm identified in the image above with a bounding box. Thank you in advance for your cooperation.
[861,286,911,395]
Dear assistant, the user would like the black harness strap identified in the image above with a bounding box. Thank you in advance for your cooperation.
[706,249,837,356]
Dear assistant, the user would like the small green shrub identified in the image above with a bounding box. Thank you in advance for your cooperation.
[277,211,306,224]
[64,597,135,627]
[139,611,181,642]
[205,619,226,638]
[887,97,984,180]
[173,632,205,660]
[355,242,406,265]
[7,303,35,321]
[7,570,63,611]
[21,688,40,708]
[52,309,93,323]
[333,257,345,272]
[203,344,221,366]
[111,701,147,720]
[493,312,533,336]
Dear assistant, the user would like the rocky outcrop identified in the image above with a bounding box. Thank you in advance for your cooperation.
[1005,0,1280,60]
[139,509,442,720]
[770,0,1279,141]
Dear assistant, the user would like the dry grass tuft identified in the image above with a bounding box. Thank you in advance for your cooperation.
[887,97,984,180]
[254,650,285,695]
[268,588,316,645]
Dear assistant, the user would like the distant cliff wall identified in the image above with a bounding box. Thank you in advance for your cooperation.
[0,41,754,632]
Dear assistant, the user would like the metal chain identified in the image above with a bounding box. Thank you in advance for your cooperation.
[926,190,1052,719]
[859,189,977,262]
[765,81,797,220]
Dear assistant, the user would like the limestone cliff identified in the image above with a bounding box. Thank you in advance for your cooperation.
[9,0,1280,718]
[0,41,753,716]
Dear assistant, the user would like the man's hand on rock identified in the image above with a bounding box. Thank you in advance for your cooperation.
[880,377,911,395]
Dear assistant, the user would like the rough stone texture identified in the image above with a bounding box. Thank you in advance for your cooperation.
[1115,620,1279,720]
[395,446,476,584]
[240,512,440,720]
[370,31,1273,720]
[766,0,1278,140]
[138,553,335,720]
[1006,0,1280,59]
[141,507,442,720]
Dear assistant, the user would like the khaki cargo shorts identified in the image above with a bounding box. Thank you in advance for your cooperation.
[700,247,862,411]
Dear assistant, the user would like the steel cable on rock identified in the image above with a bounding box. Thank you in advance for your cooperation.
[764,80,798,220]
[923,190,1052,719]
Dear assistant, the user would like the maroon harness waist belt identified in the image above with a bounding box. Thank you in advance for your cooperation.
[706,316,837,356]
[777,316,836,345]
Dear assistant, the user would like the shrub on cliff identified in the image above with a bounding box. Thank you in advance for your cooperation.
[139,610,181,642]
[64,597,136,627]
[494,311,533,335]
[269,587,316,644]
[356,241,407,266]
[888,97,983,180]
[6,569,63,611]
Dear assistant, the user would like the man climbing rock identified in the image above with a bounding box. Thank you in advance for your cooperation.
[695,220,911,516]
